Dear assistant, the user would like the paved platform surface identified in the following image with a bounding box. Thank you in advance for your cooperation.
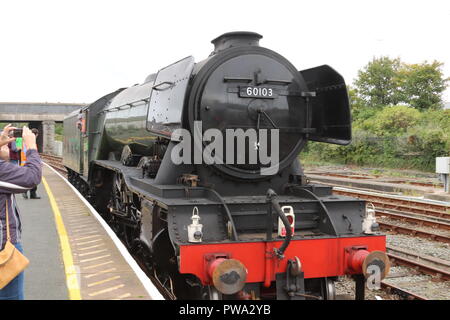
[18,182,67,299]
[16,165,155,300]
[424,192,450,202]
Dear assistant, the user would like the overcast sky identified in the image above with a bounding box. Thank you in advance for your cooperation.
[0,0,449,104]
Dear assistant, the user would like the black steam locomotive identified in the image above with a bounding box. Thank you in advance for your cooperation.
[63,32,389,300]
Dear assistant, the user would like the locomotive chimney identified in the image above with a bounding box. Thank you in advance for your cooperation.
[211,31,262,54]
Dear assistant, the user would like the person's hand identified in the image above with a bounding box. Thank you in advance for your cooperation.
[0,124,16,147]
[0,144,9,161]
[22,126,37,150]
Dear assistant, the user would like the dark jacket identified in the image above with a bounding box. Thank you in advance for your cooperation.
[0,149,42,249]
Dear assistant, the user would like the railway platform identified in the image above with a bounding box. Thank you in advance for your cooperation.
[306,172,450,201]
[16,164,163,300]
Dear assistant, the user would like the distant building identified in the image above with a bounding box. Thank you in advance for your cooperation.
[444,102,450,109]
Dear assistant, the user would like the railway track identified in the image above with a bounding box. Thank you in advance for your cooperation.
[386,245,450,280]
[379,221,450,243]
[332,187,450,243]
[308,171,443,189]
[379,245,450,300]
[376,209,450,231]
[333,188,450,219]
[380,282,428,300]
[40,154,67,176]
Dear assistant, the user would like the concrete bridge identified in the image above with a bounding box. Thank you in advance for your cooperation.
[0,102,85,154]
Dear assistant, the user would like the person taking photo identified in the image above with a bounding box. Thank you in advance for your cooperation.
[0,124,42,300]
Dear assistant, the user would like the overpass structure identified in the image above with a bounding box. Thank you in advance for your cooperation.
[0,102,86,154]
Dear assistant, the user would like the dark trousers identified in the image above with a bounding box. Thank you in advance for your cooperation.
[23,185,38,198]
[30,186,37,197]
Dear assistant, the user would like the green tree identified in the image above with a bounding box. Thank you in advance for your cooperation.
[55,123,63,135]
[397,61,449,110]
[354,57,449,111]
[353,56,401,107]
[347,86,365,120]
[360,105,421,136]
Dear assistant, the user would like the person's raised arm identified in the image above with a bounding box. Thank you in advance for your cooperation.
[0,124,16,148]
[0,126,42,193]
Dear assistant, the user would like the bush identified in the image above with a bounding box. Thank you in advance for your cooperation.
[357,105,421,136]
[302,107,449,172]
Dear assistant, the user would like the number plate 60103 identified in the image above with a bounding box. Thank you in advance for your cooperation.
[239,86,277,99]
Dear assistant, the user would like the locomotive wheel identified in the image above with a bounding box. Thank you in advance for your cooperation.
[123,225,140,253]
[206,287,222,300]
[322,278,336,300]
[109,216,123,235]
[108,173,141,252]
[177,277,223,300]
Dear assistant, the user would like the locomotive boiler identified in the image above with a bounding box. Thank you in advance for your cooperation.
[63,32,389,300]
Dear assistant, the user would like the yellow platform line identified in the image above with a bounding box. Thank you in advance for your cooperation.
[42,177,82,300]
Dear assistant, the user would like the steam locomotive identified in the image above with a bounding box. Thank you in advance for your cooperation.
[63,32,389,300]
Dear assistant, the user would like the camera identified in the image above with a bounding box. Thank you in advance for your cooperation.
[12,129,23,138]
